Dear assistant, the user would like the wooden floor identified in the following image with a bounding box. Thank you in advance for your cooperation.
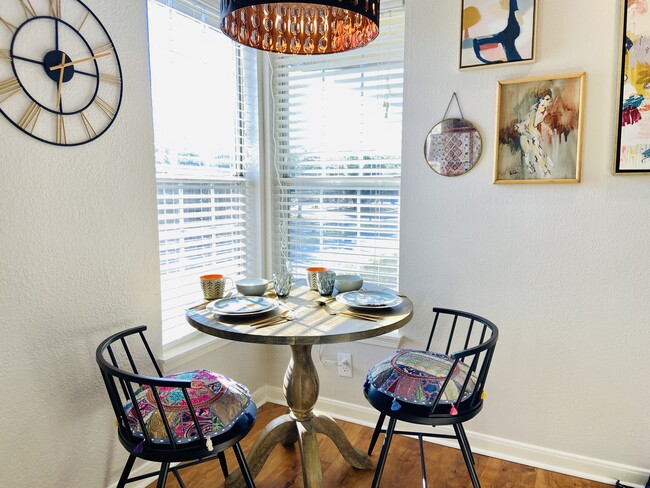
[147,403,611,488]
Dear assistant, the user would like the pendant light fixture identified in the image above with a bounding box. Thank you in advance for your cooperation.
[220,1,380,54]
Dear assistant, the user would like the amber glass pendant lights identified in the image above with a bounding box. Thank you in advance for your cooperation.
[220,1,380,54]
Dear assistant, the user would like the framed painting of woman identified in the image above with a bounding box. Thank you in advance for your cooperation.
[460,0,537,69]
[494,72,586,184]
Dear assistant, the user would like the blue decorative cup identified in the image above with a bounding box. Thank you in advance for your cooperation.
[316,270,336,296]
[273,272,293,298]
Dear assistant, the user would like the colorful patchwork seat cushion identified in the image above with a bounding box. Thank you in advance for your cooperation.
[123,369,252,444]
[365,349,477,406]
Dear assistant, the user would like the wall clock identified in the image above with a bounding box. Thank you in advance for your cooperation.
[0,0,122,146]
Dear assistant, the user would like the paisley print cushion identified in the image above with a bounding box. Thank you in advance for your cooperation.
[123,369,251,444]
[366,350,477,406]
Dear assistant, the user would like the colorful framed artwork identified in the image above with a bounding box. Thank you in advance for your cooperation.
[460,0,537,70]
[614,0,650,174]
[494,72,586,184]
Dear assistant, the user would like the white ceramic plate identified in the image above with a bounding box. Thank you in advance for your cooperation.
[207,296,279,316]
[335,290,402,309]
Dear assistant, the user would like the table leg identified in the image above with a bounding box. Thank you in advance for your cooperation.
[312,413,374,469]
[226,344,372,488]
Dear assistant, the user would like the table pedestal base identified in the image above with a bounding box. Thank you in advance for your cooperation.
[225,344,373,488]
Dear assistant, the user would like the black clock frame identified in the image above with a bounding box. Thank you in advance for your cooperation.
[1,0,123,146]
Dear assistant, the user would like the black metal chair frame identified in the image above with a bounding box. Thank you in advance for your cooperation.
[96,326,256,488]
[365,307,499,488]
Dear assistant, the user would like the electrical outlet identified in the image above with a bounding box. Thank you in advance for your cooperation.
[338,353,352,378]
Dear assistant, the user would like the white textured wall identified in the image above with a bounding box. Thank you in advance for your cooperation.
[400,0,648,470]
[0,2,161,486]
[266,0,650,483]
[1,0,648,486]
[0,2,269,486]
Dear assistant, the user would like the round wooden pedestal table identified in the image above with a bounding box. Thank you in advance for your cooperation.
[186,283,413,488]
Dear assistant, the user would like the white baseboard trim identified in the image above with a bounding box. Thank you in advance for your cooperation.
[267,386,648,488]
[108,386,648,488]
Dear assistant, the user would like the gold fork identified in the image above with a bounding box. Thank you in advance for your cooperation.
[315,300,378,321]
[248,310,295,327]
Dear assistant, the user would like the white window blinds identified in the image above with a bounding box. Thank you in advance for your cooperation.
[270,3,405,287]
[148,0,259,344]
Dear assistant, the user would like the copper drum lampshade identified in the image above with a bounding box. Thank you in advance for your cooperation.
[220,0,380,54]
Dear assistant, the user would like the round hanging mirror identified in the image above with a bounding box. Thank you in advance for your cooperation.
[424,118,483,176]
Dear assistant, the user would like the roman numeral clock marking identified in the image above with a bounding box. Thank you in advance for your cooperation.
[57,114,66,145]
[0,16,17,34]
[94,96,116,119]
[20,0,37,19]
[19,102,41,133]
[80,112,96,139]
[50,0,61,19]
[0,77,22,103]
[99,73,121,86]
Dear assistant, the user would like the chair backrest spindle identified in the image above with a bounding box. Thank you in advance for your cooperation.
[148,385,179,448]
[120,336,140,375]
[181,387,207,443]
[139,330,163,377]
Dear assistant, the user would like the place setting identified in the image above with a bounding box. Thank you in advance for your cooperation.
[189,268,407,331]
[305,268,404,323]
[185,271,295,329]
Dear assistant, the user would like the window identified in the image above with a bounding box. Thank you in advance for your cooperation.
[148,0,405,346]
[147,0,259,344]
[270,2,405,287]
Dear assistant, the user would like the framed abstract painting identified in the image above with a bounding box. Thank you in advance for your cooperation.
[460,0,537,69]
[614,0,650,174]
[494,72,586,184]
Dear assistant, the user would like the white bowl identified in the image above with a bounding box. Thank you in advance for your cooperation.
[236,278,269,296]
[334,274,363,292]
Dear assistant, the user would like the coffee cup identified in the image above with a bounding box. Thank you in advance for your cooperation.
[200,274,232,300]
[306,267,328,290]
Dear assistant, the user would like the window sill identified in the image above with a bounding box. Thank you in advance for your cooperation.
[160,331,228,372]
[161,328,402,372]
[359,330,402,349]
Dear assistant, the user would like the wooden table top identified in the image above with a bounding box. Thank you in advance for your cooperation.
[185,283,413,346]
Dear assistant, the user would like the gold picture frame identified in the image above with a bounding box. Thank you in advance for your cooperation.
[494,72,586,184]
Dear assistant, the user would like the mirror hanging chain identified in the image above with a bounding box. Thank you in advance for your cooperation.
[442,92,465,120]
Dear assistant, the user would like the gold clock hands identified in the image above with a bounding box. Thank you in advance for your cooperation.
[49,51,111,72]
[56,52,65,110]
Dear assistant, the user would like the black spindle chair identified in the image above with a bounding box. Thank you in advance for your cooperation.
[96,326,257,488]
[364,308,499,488]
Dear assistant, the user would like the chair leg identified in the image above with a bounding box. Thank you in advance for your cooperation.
[371,416,397,488]
[117,454,136,488]
[453,424,480,488]
[418,435,428,488]
[218,451,229,477]
[157,462,170,488]
[171,467,187,488]
[368,412,386,455]
[233,442,256,488]
[456,422,476,465]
